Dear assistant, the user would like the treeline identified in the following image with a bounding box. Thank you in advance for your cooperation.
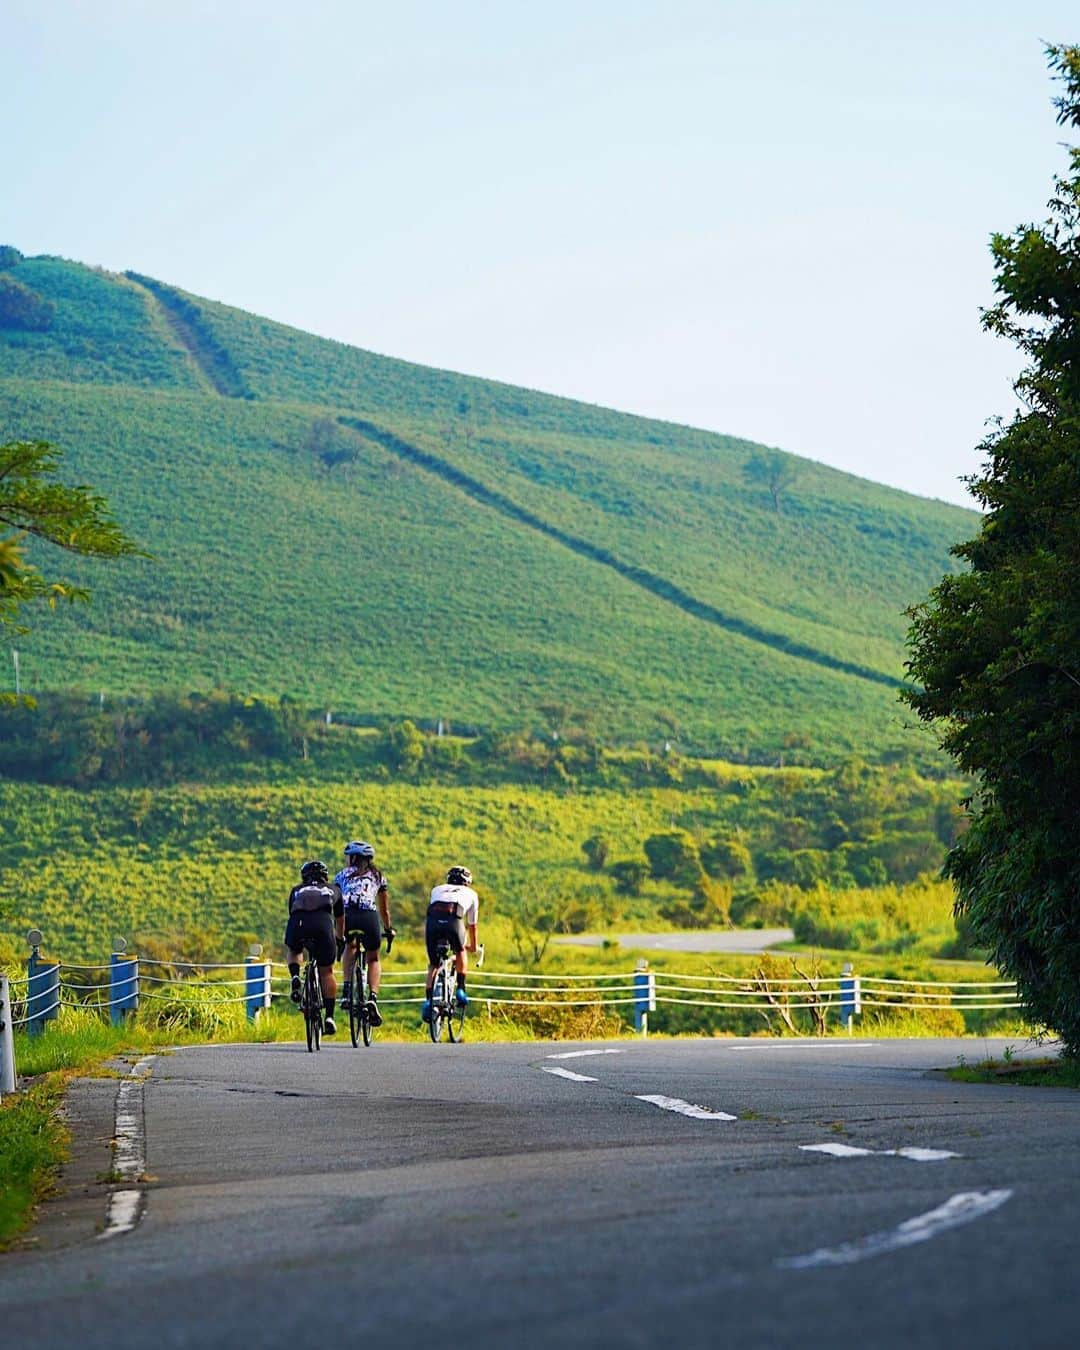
[0,693,762,788]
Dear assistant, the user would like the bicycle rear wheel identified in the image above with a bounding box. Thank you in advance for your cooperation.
[448,993,465,1042]
[361,961,374,1046]
[349,981,361,1048]
[429,973,445,1043]
[304,963,322,1052]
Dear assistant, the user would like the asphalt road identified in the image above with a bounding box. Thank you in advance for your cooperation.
[2,1036,1077,1349]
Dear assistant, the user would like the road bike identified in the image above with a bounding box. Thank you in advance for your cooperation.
[299,939,324,1053]
[428,942,483,1044]
[344,928,394,1048]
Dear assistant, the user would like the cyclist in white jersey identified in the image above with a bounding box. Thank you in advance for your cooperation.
[421,865,480,1023]
[335,840,394,1027]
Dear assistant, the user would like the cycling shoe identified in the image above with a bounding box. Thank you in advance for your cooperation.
[323,1016,337,1035]
[367,999,383,1028]
[456,987,469,1007]
[290,976,301,1004]
[420,1000,432,1023]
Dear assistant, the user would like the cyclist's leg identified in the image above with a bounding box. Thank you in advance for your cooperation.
[353,911,382,1022]
[283,913,304,1002]
[449,918,468,1003]
[310,913,338,1029]
[341,930,357,992]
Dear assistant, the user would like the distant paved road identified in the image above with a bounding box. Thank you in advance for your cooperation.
[2,1036,1077,1349]
[556,927,795,953]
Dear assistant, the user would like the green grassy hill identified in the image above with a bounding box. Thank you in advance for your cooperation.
[0,251,976,761]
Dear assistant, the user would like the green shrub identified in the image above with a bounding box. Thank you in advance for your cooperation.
[0,275,54,331]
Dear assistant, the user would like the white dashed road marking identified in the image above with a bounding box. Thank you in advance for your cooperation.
[777,1190,1013,1269]
[546,1049,626,1060]
[100,1054,155,1239]
[801,1143,960,1162]
[542,1066,599,1083]
[635,1094,737,1120]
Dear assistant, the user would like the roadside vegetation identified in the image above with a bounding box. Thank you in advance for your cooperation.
[904,46,1080,1057]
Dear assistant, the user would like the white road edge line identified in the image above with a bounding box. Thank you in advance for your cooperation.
[99,1054,155,1240]
[777,1190,1013,1269]
[546,1049,626,1060]
[636,1094,737,1121]
[801,1143,960,1162]
[542,1066,598,1083]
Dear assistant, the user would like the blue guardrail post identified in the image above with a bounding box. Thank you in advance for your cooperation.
[110,953,139,1026]
[26,949,60,1038]
[245,956,266,1021]
[839,963,861,1034]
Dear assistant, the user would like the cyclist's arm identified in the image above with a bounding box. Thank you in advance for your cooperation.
[377,885,392,932]
[466,922,478,954]
[333,884,345,940]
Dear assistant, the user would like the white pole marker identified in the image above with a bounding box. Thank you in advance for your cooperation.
[542,1066,598,1083]
[100,1054,155,1239]
[636,1094,736,1120]
[778,1190,1013,1269]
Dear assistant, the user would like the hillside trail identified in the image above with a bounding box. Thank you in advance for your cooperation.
[341,416,901,691]
[123,273,251,399]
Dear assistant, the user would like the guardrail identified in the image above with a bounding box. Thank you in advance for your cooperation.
[0,935,1024,1098]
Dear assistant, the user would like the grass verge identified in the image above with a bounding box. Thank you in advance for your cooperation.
[945,1053,1080,1089]
[0,1076,68,1248]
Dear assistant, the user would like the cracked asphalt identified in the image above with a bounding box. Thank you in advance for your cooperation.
[2,1036,1077,1349]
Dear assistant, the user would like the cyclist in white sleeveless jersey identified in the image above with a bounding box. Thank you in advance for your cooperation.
[421,865,479,1023]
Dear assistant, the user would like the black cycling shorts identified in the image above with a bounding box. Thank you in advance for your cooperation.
[343,906,382,954]
[284,910,336,967]
[426,911,466,963]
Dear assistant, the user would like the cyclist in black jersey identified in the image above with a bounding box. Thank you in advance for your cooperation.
[284,859,344,1035]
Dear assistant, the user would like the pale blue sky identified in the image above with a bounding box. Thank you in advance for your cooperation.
[4,1,1077,505]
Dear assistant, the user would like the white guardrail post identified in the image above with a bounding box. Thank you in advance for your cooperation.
[839,962,862,1034]
[633,961,656,1037]
[0,974,17,1097]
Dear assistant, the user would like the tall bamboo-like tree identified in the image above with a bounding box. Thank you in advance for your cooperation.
[904,46,1080,1053]
[0,440,142,635]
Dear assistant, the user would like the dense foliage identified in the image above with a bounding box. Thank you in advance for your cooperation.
[0,733,965,960]
[0,440,141,635]
[905,46,1080,1053]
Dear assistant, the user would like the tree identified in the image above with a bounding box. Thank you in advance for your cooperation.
[0,244,23,270]
[0,440,142,638]
[581,834,610,871]
[742,448,797,513]
[903,46,1080,1054]
[700,834,751,880]
[643,830,704,886]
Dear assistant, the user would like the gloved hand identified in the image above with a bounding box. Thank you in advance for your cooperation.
[336,937,346,960]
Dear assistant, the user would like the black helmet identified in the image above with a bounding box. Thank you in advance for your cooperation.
[446,865,473,886]
[344,840,375,861]
[300,859,329,884]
